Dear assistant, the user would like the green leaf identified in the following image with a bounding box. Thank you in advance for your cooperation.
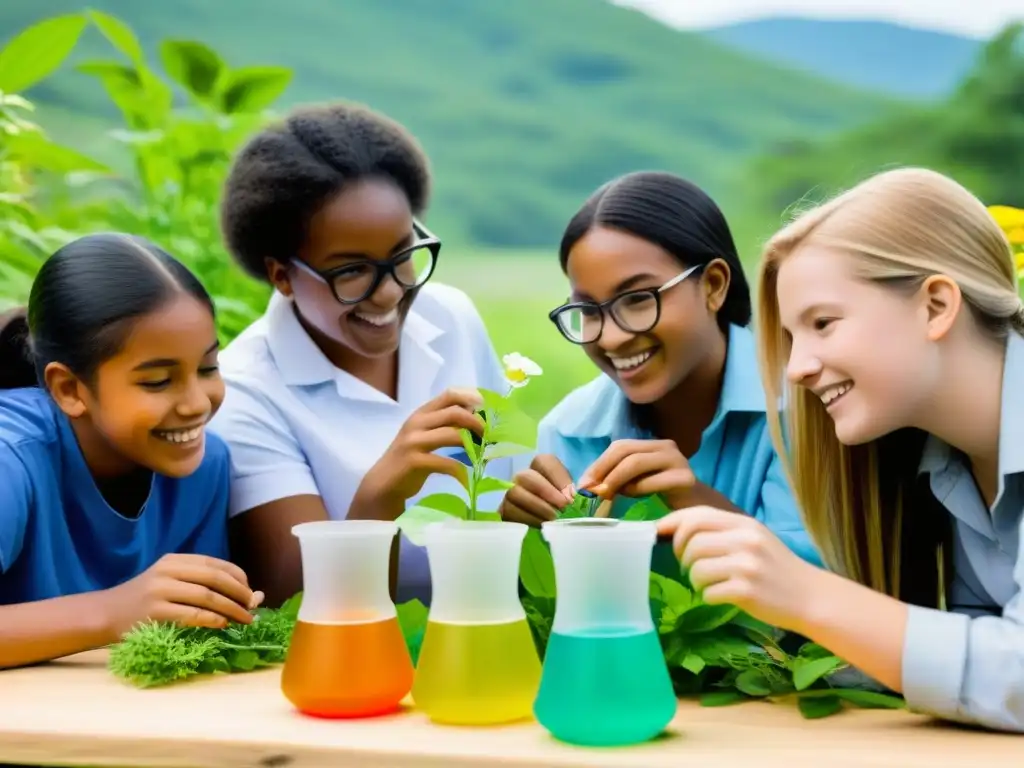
[649,573,693,612]
[396,599,428,639]
[519,528,556,598]
[681,653,706,674]
[459,427,479,465]
[76,59,172,130]
[279,592,302,621]
[228,649,260,672]
[522,595,555,658]
[475,476,514,495]
[798,695,843,719]
[486,406,537,448]
[798,688,905,710]
[474,511,502,522]
[216,65,293,114]
[478,387,511,418]
[417,493,470,518]
[395,506,457,546]
[686,633,759,667]
[700,690,747,707]
[734,669,772,697]
[159,39,225,100]
[791,655,847,691]
[623,504,651,521]
[625,494,673,521]
[558,493,591,518]
[731,612,781,645]
[87,9,144,65]
[797,642,834,659]
[197,655,231,675]
[0,13,88,94]
[484,442,533,460]
[676,604,741,633]
[5,132,111,174]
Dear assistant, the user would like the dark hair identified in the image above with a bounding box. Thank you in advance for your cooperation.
[220,101,432,281]
[0,233,215,391]
[558,171,752,330]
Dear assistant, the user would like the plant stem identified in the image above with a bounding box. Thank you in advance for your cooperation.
[468,459,484,521]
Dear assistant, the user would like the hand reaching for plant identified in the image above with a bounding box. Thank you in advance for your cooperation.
[101,554,265,640]
[577,439,696,508]
[655,506,821,632]
[352,387,486,520]
[500,453,575,526]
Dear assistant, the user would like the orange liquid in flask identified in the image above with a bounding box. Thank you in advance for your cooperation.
[281,617,414,718]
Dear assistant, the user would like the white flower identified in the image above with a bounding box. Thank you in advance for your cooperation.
[502,352,543,388]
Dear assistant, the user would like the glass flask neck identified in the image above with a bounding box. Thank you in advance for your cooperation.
[423,519,528,624]
[292,520,398,624]
[542,519,657,634]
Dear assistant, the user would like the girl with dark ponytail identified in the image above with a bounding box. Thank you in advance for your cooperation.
[0,233,261,670]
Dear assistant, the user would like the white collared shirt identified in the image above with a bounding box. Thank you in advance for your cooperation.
[209,284,515,604]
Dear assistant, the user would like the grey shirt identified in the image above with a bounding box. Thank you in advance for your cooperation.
[903,330,1024,732]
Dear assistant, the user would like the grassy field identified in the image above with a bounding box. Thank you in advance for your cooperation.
[433,250,598,420]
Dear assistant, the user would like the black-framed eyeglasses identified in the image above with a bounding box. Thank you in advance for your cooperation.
[291,219,441,305]
[548,263,703,344]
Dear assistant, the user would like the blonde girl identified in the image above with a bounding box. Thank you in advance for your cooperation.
[655,168,1024,732]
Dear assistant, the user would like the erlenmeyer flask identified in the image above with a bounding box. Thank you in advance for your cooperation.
[412,519,541,724]
[534,518,677,746]
[280,520,413,718]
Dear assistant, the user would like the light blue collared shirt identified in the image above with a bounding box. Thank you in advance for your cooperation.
[903,330,1024,732]
[532,323,821,575]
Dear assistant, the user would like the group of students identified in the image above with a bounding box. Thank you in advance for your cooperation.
[0,101,1021,733]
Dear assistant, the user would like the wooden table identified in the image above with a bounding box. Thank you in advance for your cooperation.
[0,651,1020,768]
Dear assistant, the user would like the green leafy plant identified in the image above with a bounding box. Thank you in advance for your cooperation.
[394,353,542,543]
[0,11,286,341]
[516,493,905,719]
[108,591,433,689]
[108,592,302,687]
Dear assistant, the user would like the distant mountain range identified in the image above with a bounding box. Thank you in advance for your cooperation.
[702,17,985,99]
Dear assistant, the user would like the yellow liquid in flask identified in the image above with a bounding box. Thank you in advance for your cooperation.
[411,618,541,725]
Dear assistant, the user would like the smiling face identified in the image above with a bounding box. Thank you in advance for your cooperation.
[563,226,726,404]
[269,177,421,362]
[776,245,940,445]
[47,293,225,479]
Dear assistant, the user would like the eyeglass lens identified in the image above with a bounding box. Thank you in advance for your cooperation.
[330,245,435,302]
[556,291,659,343]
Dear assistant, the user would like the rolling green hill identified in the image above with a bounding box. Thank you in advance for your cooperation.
[748,23,1024,218]
[0,0,900,251]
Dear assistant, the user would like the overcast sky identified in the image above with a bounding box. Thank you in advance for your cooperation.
[613,0,1023,39]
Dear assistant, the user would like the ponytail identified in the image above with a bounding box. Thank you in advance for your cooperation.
[3,233,215,395]
[0,307,36,390]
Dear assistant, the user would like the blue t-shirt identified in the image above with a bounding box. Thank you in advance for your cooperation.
[0,387,231,605]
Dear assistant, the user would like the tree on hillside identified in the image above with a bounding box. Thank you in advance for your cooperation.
[750,22,1024,217]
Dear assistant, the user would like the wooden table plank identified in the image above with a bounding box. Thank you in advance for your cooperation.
[0,650,1019,768]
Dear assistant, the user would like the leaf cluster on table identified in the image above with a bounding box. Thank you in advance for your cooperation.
[515,492,907,720]
[107,592,301,687]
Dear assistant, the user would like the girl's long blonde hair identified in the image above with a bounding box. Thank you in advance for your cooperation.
[756,168,1023,605]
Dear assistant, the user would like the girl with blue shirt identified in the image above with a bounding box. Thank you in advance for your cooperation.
[0,234,261,670]
[210,103,512,607]
[500,171,819,573]
[657,168,1024,732]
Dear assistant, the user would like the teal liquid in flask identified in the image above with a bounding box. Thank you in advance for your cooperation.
[533,519,677,747]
